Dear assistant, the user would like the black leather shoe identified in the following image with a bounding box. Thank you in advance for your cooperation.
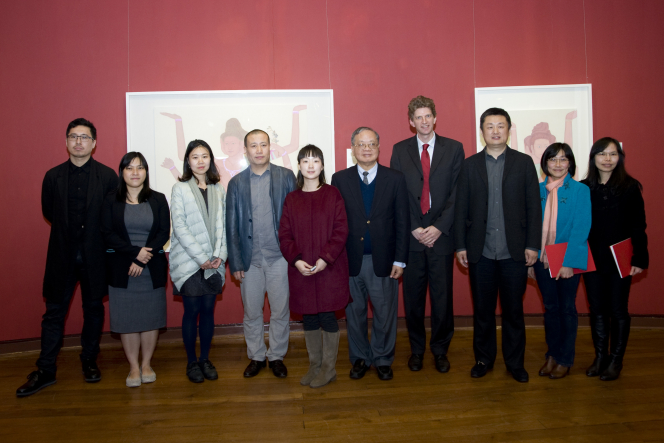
[408,354,424,371]
[81,359,101,383]
[16,370,56,397]
[600,360,623,381]
[434,354,450,373]
[268,360,288,378]
[470,361,493,378]
[349,359,370,379]
[186,361,204,383]
[586,356,608,377]
[376,365,393,381]
[243,359,267,378]
[508,367,530,383]
[199,359,218,380]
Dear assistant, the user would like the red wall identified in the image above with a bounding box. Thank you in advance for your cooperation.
[1,0,661,341]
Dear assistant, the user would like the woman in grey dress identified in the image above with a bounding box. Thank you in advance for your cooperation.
[101,152,170,387]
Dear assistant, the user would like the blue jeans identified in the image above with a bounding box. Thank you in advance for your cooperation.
[533,261,580,367]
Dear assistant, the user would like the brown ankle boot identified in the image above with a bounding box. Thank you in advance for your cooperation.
[538,356,556,376]
[549,364,571,379]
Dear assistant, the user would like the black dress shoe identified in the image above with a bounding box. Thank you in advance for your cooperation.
[199,359,218,380]
[243,359,267,378]
[268,360,288,378]
[186,361,205,383]
[470,361,493,378]
[508,367,530,383]
[349,359,370,379]
[376,365,393,381]
[408,354,424,371]
[16,370,56,397]
[81,359,101,383]
[434,354,450,373]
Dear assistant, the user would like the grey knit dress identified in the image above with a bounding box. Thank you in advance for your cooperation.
[109,202,167,333]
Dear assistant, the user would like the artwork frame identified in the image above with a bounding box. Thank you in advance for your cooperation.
[126,89,335,196]
[474,84,593,181]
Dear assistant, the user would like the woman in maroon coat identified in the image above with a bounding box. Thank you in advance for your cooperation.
[279,145,350,388]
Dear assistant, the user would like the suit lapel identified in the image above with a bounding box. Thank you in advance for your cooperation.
[57,163,69,226]
[502,147,516,184]
[429,135,445,175]
[406,137,423,177]
[477,150,488,187]
[86,159,99,209]
[369,165,386,216]
[347,167,367,217]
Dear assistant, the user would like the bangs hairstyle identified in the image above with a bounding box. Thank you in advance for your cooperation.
[179,139,220,185]
[479,107,512,130]
[116,152,152,203]
[408,95,437,120]
[540,142,576,177]
[296,145,326,189]
[585,137,641,194]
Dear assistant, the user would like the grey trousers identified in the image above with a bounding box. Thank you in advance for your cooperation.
[240,256,290,361]
[346,255,399,367]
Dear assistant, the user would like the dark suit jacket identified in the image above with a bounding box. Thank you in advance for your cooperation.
[390,134,464,255]
[101,191,171,289]
[454,147,541,264]
[331,164,410,277]
[41,158,118,301]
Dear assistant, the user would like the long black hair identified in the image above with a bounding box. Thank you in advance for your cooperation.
[179,139,220,184]
[296,145,326,189]
[116,152,152,203]
[585,137,641,194]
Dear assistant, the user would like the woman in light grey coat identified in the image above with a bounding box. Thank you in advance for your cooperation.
[170,139,227,383]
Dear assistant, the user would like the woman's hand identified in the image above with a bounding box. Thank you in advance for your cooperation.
[295,260,314,276]
[210,258,223,269]
[556,266,574,280]
[128,263,143,277]
[527,267,535,279]
[200,260,213,270]
[136,247,153,264]
[311,258,328,274]
[630,266,644,276]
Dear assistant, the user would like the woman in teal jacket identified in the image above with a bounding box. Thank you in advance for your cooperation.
[529,143,591,379]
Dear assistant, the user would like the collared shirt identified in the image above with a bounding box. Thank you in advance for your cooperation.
[67,158,91,248]
[355,163,406,269]
[249,164,283,267]
[482,149,511,260]
[417,133,435,207]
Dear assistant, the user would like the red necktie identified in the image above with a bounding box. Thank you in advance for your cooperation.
[421,144,430,214]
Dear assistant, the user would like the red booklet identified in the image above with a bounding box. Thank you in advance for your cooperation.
[545,243,596,278]
[610,238,633,278]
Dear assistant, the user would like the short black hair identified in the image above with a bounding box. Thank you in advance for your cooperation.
[244,129,271,147]
[179,139,220,185]
[67,118,96,140]
[116,152,152,203]
[296,145,326,189]
[540,142,576,177]
[479,108,512,130]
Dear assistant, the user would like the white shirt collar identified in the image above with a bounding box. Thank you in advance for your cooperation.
[356,162,378,184]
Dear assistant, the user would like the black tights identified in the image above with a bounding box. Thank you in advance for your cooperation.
[182,294,216,363]
[303,312,339,333]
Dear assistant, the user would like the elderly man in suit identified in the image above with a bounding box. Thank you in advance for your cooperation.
[331,127,409,381]
[390,96,464,373]
[454,107,541,383]
[17,118,118,397]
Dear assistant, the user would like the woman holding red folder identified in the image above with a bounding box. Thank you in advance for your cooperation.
[581,137,649,381]
[529,143,591,379]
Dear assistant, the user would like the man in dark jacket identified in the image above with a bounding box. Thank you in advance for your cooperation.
[226,129,297,379]
[17,118,118,397]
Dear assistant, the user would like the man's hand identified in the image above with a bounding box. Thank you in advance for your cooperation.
[390,265,404,279]
[233,270,245,283]
[525,249,538,266]
[456,251,468,268]
[419,226,441,248]
[411,227,424,241]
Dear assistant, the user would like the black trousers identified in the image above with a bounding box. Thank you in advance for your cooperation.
[469,255,528,370]
[402,246,454,356]
[36,252,105,375]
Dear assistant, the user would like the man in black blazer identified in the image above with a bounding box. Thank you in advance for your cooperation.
[17,118,118,397]
[454,108,541,383]
[390,96,464,373]
[331,127,409,381]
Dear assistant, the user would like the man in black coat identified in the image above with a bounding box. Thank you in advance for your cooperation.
[390,95,464,373]
[331,127,409,381]
[17,118,118,397]
[454,108,541,383]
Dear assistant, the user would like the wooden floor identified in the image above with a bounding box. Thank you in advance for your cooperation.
[1,327,664,442]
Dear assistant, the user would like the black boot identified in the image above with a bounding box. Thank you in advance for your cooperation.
[600,316,630,381]
[586,313,609,377]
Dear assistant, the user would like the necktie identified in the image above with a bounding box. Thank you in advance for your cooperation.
[421,144,430,214]
[363,171,369,185]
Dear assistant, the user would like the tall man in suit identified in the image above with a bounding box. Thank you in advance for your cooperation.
[454,108,541,383]
[17,118,118,397]
[331,127,409,381]
[226,129,297,379]
[390,96,464,373]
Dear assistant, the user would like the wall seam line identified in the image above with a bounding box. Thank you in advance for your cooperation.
[326,0,332,89]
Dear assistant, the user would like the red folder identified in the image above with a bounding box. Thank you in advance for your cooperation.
[610,238,633,279]
[545,243,596,278]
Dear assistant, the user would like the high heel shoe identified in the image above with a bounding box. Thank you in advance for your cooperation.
[549,364,571,379]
